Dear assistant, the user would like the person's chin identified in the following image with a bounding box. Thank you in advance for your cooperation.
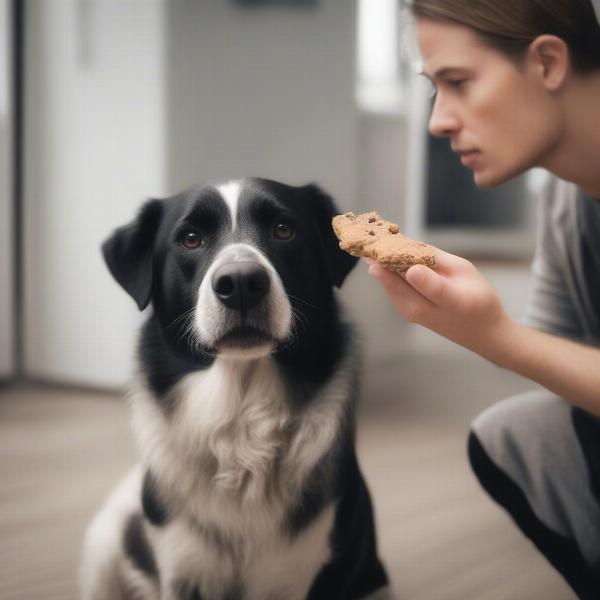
[472,167,512,189]
[471,158,530,189]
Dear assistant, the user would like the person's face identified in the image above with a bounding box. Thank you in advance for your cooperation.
[416,19,561,188]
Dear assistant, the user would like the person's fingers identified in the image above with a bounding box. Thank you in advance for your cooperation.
[368,263,405,287]
[430,248,472,275]
[368,262,437,321]
[368,261,408,282]
[405,265,446,305]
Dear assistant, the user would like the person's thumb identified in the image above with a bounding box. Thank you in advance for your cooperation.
[405,265,447,306]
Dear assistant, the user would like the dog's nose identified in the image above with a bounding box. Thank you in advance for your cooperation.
[212,261,271,313]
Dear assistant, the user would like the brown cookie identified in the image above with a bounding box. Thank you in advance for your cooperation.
[332,211,436,273]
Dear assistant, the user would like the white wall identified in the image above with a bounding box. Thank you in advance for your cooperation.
[357,111,407,223]
[165,0,358,206]
[0,0,14,379]
[23,0,167,387]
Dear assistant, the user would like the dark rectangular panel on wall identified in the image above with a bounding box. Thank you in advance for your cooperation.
[233,0,317,6]
[425,133,528,228]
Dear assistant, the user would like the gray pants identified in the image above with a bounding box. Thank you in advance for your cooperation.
[469,390,600,599]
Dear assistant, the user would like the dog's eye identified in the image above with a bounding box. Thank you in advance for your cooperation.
[180,231,204,249]
[273,222,295,240]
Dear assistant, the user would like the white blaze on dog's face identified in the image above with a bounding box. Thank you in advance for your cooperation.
[182,181,293,359]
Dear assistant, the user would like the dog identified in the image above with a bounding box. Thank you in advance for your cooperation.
[81,178,390,600]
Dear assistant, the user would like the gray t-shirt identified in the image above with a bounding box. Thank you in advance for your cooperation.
[525,176,600,346]
[580,193,600,326]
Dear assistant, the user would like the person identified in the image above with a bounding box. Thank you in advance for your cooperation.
[367,1,600,598]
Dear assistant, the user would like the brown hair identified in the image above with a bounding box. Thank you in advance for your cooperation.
[405,0,600,73]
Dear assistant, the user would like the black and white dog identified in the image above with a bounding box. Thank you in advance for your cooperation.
[81,178,389,600]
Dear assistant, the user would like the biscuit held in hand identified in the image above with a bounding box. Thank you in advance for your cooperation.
[331,211,436,272]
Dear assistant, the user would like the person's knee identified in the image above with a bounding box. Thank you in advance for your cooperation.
[468,392,600,596]
[468,391,600,563]
[468,390,570,481]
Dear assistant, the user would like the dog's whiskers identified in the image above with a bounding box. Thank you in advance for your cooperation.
[287,293,321,312]
[289,307,310,342]
[165,307,198,332]
[173,309,211,359]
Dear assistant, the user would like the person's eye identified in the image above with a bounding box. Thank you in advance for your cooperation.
[273,222,295,241]
[449,79,466,90]
[179,230,204,249]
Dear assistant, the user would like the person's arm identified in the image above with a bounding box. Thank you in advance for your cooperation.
[368,250,600,416]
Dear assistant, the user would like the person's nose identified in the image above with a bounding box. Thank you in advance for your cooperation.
[428,97,460,138]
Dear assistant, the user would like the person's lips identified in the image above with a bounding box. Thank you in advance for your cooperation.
[456,149,480,168]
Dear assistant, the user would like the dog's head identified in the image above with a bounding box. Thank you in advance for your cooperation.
[102,178,357,360]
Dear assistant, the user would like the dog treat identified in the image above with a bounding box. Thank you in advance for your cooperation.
[332,211,436,273]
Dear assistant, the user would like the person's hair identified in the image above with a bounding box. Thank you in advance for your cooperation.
[405,0,600,73]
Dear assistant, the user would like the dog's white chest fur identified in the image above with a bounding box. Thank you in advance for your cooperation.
[127,355,352,597]
[172,359,292,511]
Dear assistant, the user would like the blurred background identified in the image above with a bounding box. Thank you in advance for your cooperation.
[0,1,574,599]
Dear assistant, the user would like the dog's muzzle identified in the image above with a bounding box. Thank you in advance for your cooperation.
[212,261,271,316]
[194,243,293,356]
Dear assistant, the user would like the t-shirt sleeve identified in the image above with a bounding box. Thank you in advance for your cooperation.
[524,177,585,340]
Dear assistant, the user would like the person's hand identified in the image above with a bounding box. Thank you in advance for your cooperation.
[367,249,512,356]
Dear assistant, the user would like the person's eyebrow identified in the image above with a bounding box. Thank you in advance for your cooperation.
[422,66,470,80]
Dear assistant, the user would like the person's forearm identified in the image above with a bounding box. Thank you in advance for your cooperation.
[369,256,600,413]
[477,319,600,415]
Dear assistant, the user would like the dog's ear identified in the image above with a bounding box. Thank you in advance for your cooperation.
[102,199,164,311]
[304,184,358,288]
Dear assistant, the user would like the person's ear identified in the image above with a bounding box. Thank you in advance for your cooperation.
[528,35,570,91]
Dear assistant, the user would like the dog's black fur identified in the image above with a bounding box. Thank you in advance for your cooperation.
[82,178,388,600]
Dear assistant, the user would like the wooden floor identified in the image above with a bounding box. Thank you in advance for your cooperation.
[0,382,574,600]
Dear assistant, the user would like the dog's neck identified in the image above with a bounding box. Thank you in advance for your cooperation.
[129,339,358,540]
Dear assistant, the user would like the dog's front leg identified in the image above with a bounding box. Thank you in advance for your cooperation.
[160,579,202,600]
[153,521,236,600]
